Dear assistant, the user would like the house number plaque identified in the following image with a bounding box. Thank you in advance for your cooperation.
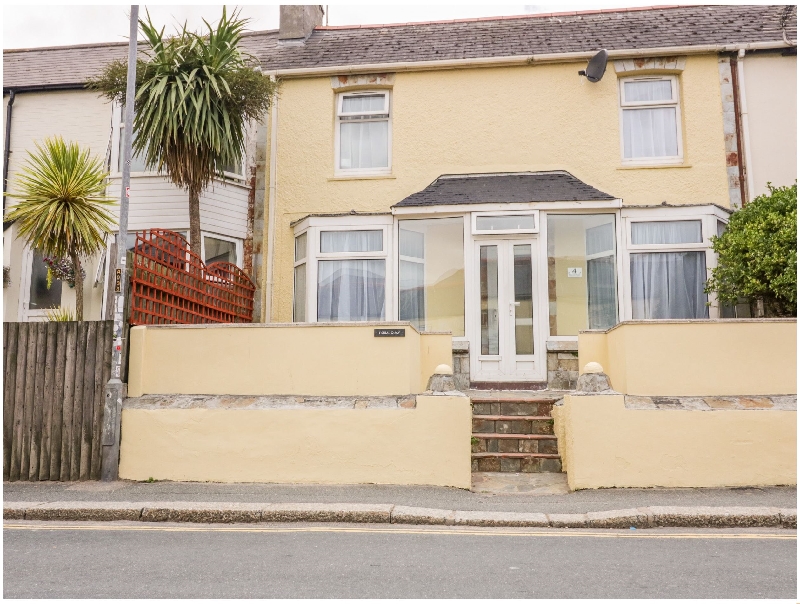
[114,269,122,292]
[374,328,405,337]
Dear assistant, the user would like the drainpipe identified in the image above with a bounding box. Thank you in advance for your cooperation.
[729,53,748,207]
[735,49,755,203]
[3,89,15,229]
[264,75,279,323]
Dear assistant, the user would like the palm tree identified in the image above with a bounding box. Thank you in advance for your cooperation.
[89,7,277,251]
[6,137,116,321]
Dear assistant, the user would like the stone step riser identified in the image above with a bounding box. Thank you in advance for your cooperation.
[472,438,559,455]
[472,401,556,417]
[472,456,563,473]
[472,418,554,436]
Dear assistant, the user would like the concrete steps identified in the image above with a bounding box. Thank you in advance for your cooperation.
[470,392,563,474]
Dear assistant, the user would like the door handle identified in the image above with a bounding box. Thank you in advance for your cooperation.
[510,301,520,315]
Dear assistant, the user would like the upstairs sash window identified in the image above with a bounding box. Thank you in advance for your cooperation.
[336,92,391,173]
[620,76,682,163]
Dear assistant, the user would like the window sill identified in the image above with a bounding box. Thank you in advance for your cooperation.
[329,173,396,181]
[617,163,692,170]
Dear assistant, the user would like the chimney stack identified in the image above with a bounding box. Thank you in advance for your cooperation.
[279,5,324,42]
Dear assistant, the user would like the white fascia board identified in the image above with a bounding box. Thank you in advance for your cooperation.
[621,204,732,219]
[292,213,394,233]
[391,199,623,215]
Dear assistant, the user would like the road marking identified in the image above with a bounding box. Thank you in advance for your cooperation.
[3,523,795,540]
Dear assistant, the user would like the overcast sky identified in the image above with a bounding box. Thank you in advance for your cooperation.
[4,2,657,50]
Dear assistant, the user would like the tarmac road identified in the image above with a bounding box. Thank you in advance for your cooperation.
[3,521,796,599]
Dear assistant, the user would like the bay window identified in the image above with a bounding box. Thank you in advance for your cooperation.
[336,92,391,174]
[619,76,682,163]
[293,219,391,323]
[626,219,709,320]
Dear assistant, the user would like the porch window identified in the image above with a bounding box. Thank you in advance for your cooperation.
[317,230,386,321]
[398,217,465,336]
[547,214,618,336]
[619,76,682,163]
[628,219,708,319]
[293,232,307,322]
[336,92,391,174]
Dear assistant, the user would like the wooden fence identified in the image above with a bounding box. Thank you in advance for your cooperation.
[130,229,256,326]
[3,321,113,481]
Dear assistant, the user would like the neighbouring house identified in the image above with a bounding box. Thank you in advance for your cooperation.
[2,51,263,322]
[3,5,797,391]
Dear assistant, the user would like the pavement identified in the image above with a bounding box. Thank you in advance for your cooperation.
[4,521,796,598]
[4,474,797,528]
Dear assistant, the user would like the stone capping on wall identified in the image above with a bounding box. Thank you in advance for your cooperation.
[613,56,687,73]
[579,317,797,336]
[546,340,578,352]
[135,321,436,333]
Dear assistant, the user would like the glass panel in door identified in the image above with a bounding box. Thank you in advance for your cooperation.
[479,245,499,355]
[513,244,534,355]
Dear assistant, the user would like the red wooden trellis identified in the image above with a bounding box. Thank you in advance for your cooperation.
[129,229,255,326]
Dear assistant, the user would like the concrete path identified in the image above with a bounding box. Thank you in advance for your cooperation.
[4,476,795,514]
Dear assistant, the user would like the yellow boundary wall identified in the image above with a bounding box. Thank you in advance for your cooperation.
[578,319,797,396]
[553,394,797,490]
[119,395,472,487]
[127,322,452,397]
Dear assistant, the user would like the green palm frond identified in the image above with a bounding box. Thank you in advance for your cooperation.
[89,7,276,196]
[6,137,116,259]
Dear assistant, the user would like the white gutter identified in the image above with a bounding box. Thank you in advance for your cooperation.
[275,41,793,78]
[736,49,755,203]
[264,75,279,323]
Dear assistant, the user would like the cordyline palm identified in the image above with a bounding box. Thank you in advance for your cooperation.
[6,137,116,321]
[89,7,276,251]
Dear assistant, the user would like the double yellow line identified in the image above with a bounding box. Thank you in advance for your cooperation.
[4,523,795,540]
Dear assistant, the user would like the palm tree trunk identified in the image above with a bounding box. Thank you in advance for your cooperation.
[189,187,202,257]
[71,251,84,322]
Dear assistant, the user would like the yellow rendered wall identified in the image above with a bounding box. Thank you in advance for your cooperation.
[554,394,796,490]
[269,55,729,321]
[118,395,472,487]
[578,320,797,396]
[127,323,452,397]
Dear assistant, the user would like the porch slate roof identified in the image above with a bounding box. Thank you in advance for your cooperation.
[392,171,616,207]
[4,5,797,90]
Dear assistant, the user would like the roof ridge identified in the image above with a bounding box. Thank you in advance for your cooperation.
[314,5,685,31]
[4,40,130,54]
[4,28,278,54]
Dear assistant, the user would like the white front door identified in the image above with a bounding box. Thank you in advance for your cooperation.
[471,239,543,383]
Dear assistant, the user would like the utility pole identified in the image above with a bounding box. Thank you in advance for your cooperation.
[101,5,138,481]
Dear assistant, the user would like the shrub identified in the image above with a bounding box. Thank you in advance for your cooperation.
[706,183,797,317]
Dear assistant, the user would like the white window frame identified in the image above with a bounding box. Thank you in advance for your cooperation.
[471,210,540,235]
[620,207,730,321]
[293,229,309,322]
[618,75,683,166]
[334,91,392,177]
[292,215,394,323]
[200,231,243,268]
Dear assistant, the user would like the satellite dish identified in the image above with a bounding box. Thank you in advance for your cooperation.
[578,49,609,83]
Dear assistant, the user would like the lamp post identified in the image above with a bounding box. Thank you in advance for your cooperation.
[101,4,138,481]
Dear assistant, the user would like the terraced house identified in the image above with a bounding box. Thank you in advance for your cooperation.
[3,4,797,389]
